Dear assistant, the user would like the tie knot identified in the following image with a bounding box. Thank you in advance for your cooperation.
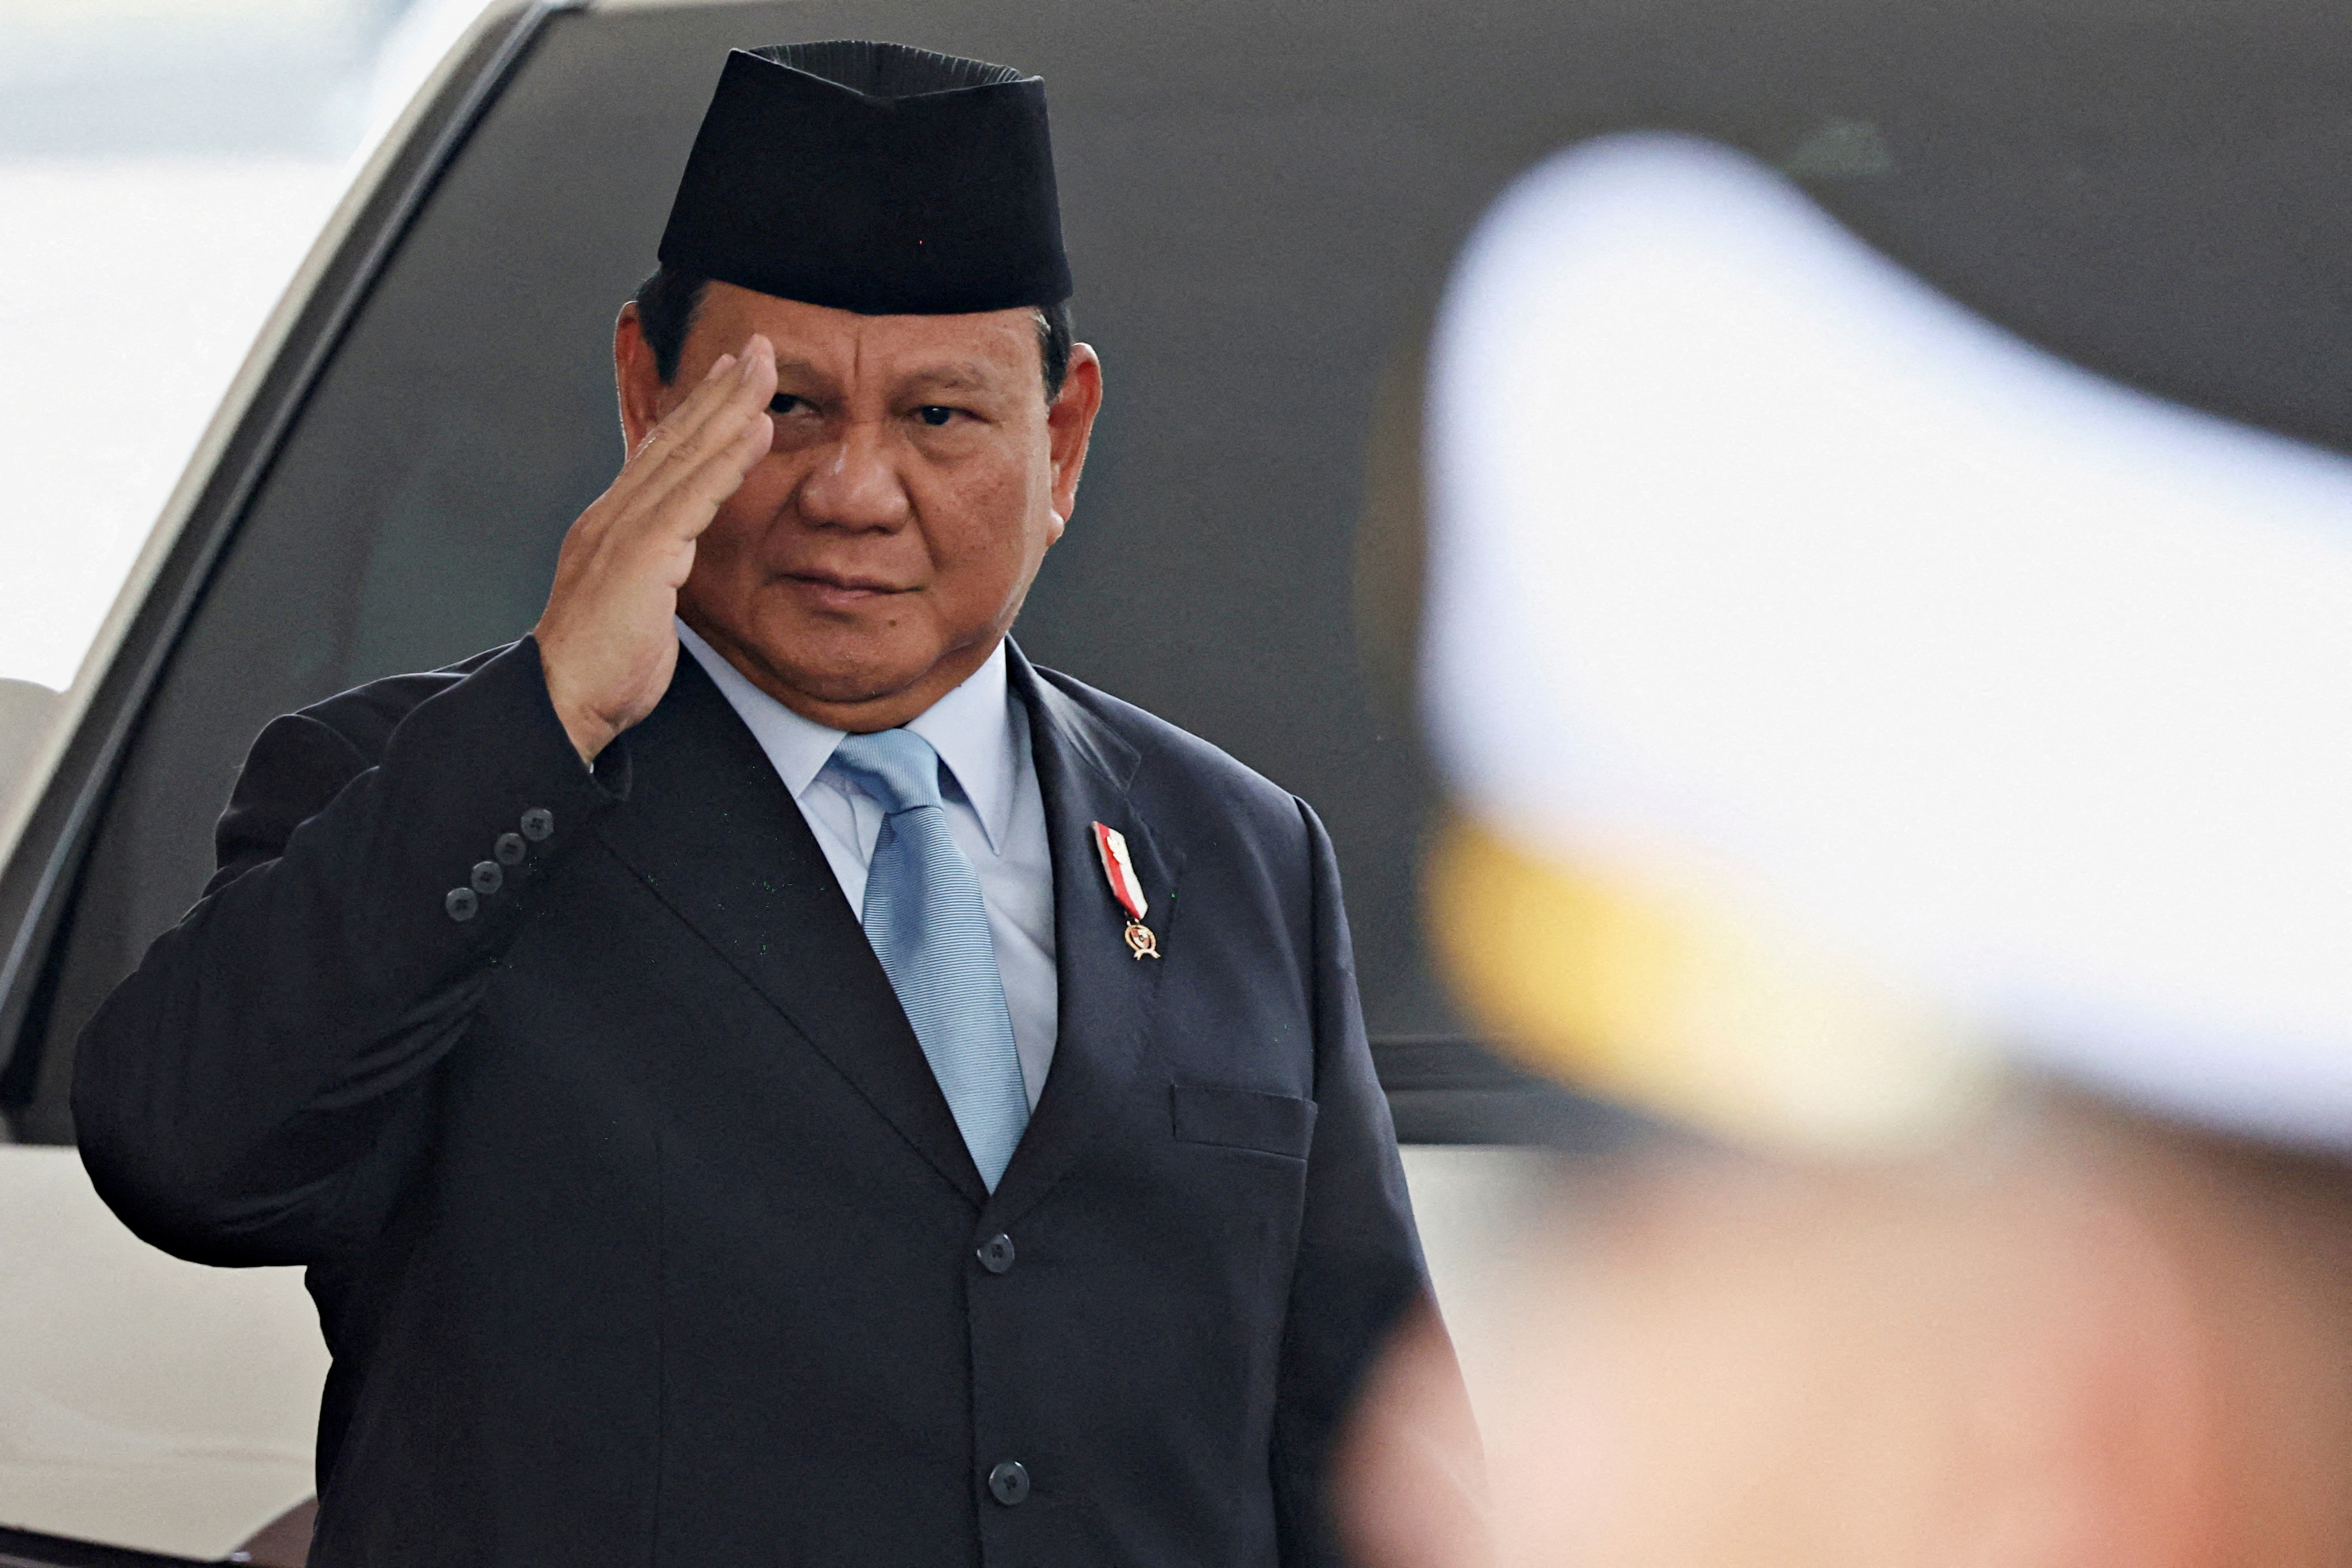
[829,727,946,816]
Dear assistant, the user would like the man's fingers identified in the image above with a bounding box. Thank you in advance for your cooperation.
[628,338,770,480]
[623,344,776,530]
[629,400,772,548]
[606,340,761,504]
[601,386,724,515]
[574,334,774,553]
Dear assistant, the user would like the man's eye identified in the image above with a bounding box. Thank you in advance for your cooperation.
[767,393,806,416]
[917,405,955,427]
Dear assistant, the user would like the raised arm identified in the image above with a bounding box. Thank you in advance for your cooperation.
[73,336,780,1266]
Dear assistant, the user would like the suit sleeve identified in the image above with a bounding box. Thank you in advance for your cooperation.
[1269,798,1438,1565]
[72,639,623,1268]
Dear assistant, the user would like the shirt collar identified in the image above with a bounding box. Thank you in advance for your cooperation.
[904,640,1017,854]
[675,618,1020,854]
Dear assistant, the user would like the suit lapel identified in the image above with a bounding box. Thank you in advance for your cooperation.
[989,644,1183,1224]
[593,654,987,1205]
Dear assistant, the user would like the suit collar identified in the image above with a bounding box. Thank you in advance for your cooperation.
[587,641,1180,1222]
[905,642,1020,855]
[594,651,990,1206]
[988,642,1183,1224]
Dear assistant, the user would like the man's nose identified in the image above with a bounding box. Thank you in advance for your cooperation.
[795,421,911,530]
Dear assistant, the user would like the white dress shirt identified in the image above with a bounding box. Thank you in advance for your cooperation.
[676,620,1059,1107]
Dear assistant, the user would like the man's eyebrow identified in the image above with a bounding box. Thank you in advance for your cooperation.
[899,363,999,394]
[768,357,830,384]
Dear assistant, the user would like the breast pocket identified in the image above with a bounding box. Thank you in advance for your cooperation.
[1169,1082,1318,1159]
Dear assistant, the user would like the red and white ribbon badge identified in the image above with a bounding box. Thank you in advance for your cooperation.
[1092,822,1161,959]
[1092,822,1149,923]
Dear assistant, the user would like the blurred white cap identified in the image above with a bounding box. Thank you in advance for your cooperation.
[1423,133,2352,1153]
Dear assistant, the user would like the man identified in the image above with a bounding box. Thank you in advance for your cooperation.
[73,41,1443,1566]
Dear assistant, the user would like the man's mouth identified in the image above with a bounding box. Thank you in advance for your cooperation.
[781,569,914,606]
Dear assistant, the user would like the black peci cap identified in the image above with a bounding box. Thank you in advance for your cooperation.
[657,41,1073,317]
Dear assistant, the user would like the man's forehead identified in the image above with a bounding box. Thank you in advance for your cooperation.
[696,283,1037,379]
[769,354,1011,391]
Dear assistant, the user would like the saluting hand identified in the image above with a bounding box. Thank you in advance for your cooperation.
[534,335,777,765]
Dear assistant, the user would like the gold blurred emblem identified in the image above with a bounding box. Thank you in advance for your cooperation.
[1426,811,1997,1154]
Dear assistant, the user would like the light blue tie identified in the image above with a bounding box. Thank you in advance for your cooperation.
[828,728,1029,1190]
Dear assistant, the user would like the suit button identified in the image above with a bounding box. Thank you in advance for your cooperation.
[444,888,479,922]
[977,1233,1016,1274]
[520,807,555,842]
[495,832,527,867]
[470,861,504,896]
[987,1460,1029,1506]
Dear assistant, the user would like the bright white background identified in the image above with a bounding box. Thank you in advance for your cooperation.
[0,0,489,696]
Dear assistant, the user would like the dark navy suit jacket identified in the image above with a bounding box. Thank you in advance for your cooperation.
[73,637,1426,1567]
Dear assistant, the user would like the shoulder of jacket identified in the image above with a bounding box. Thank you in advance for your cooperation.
[1028,663,1308,834]
[208,644,524,893]
[287,641,519,764]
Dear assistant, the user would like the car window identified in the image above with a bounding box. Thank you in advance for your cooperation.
[13,0,2351,1153]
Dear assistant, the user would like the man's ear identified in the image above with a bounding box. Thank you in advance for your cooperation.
[613,301,668,453]
[1048,342,1104,527]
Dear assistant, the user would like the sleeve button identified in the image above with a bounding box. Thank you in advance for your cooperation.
[495,832,527,867]
[444,887,479,922]
[520,807,554,842]
[470,861,504,896]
